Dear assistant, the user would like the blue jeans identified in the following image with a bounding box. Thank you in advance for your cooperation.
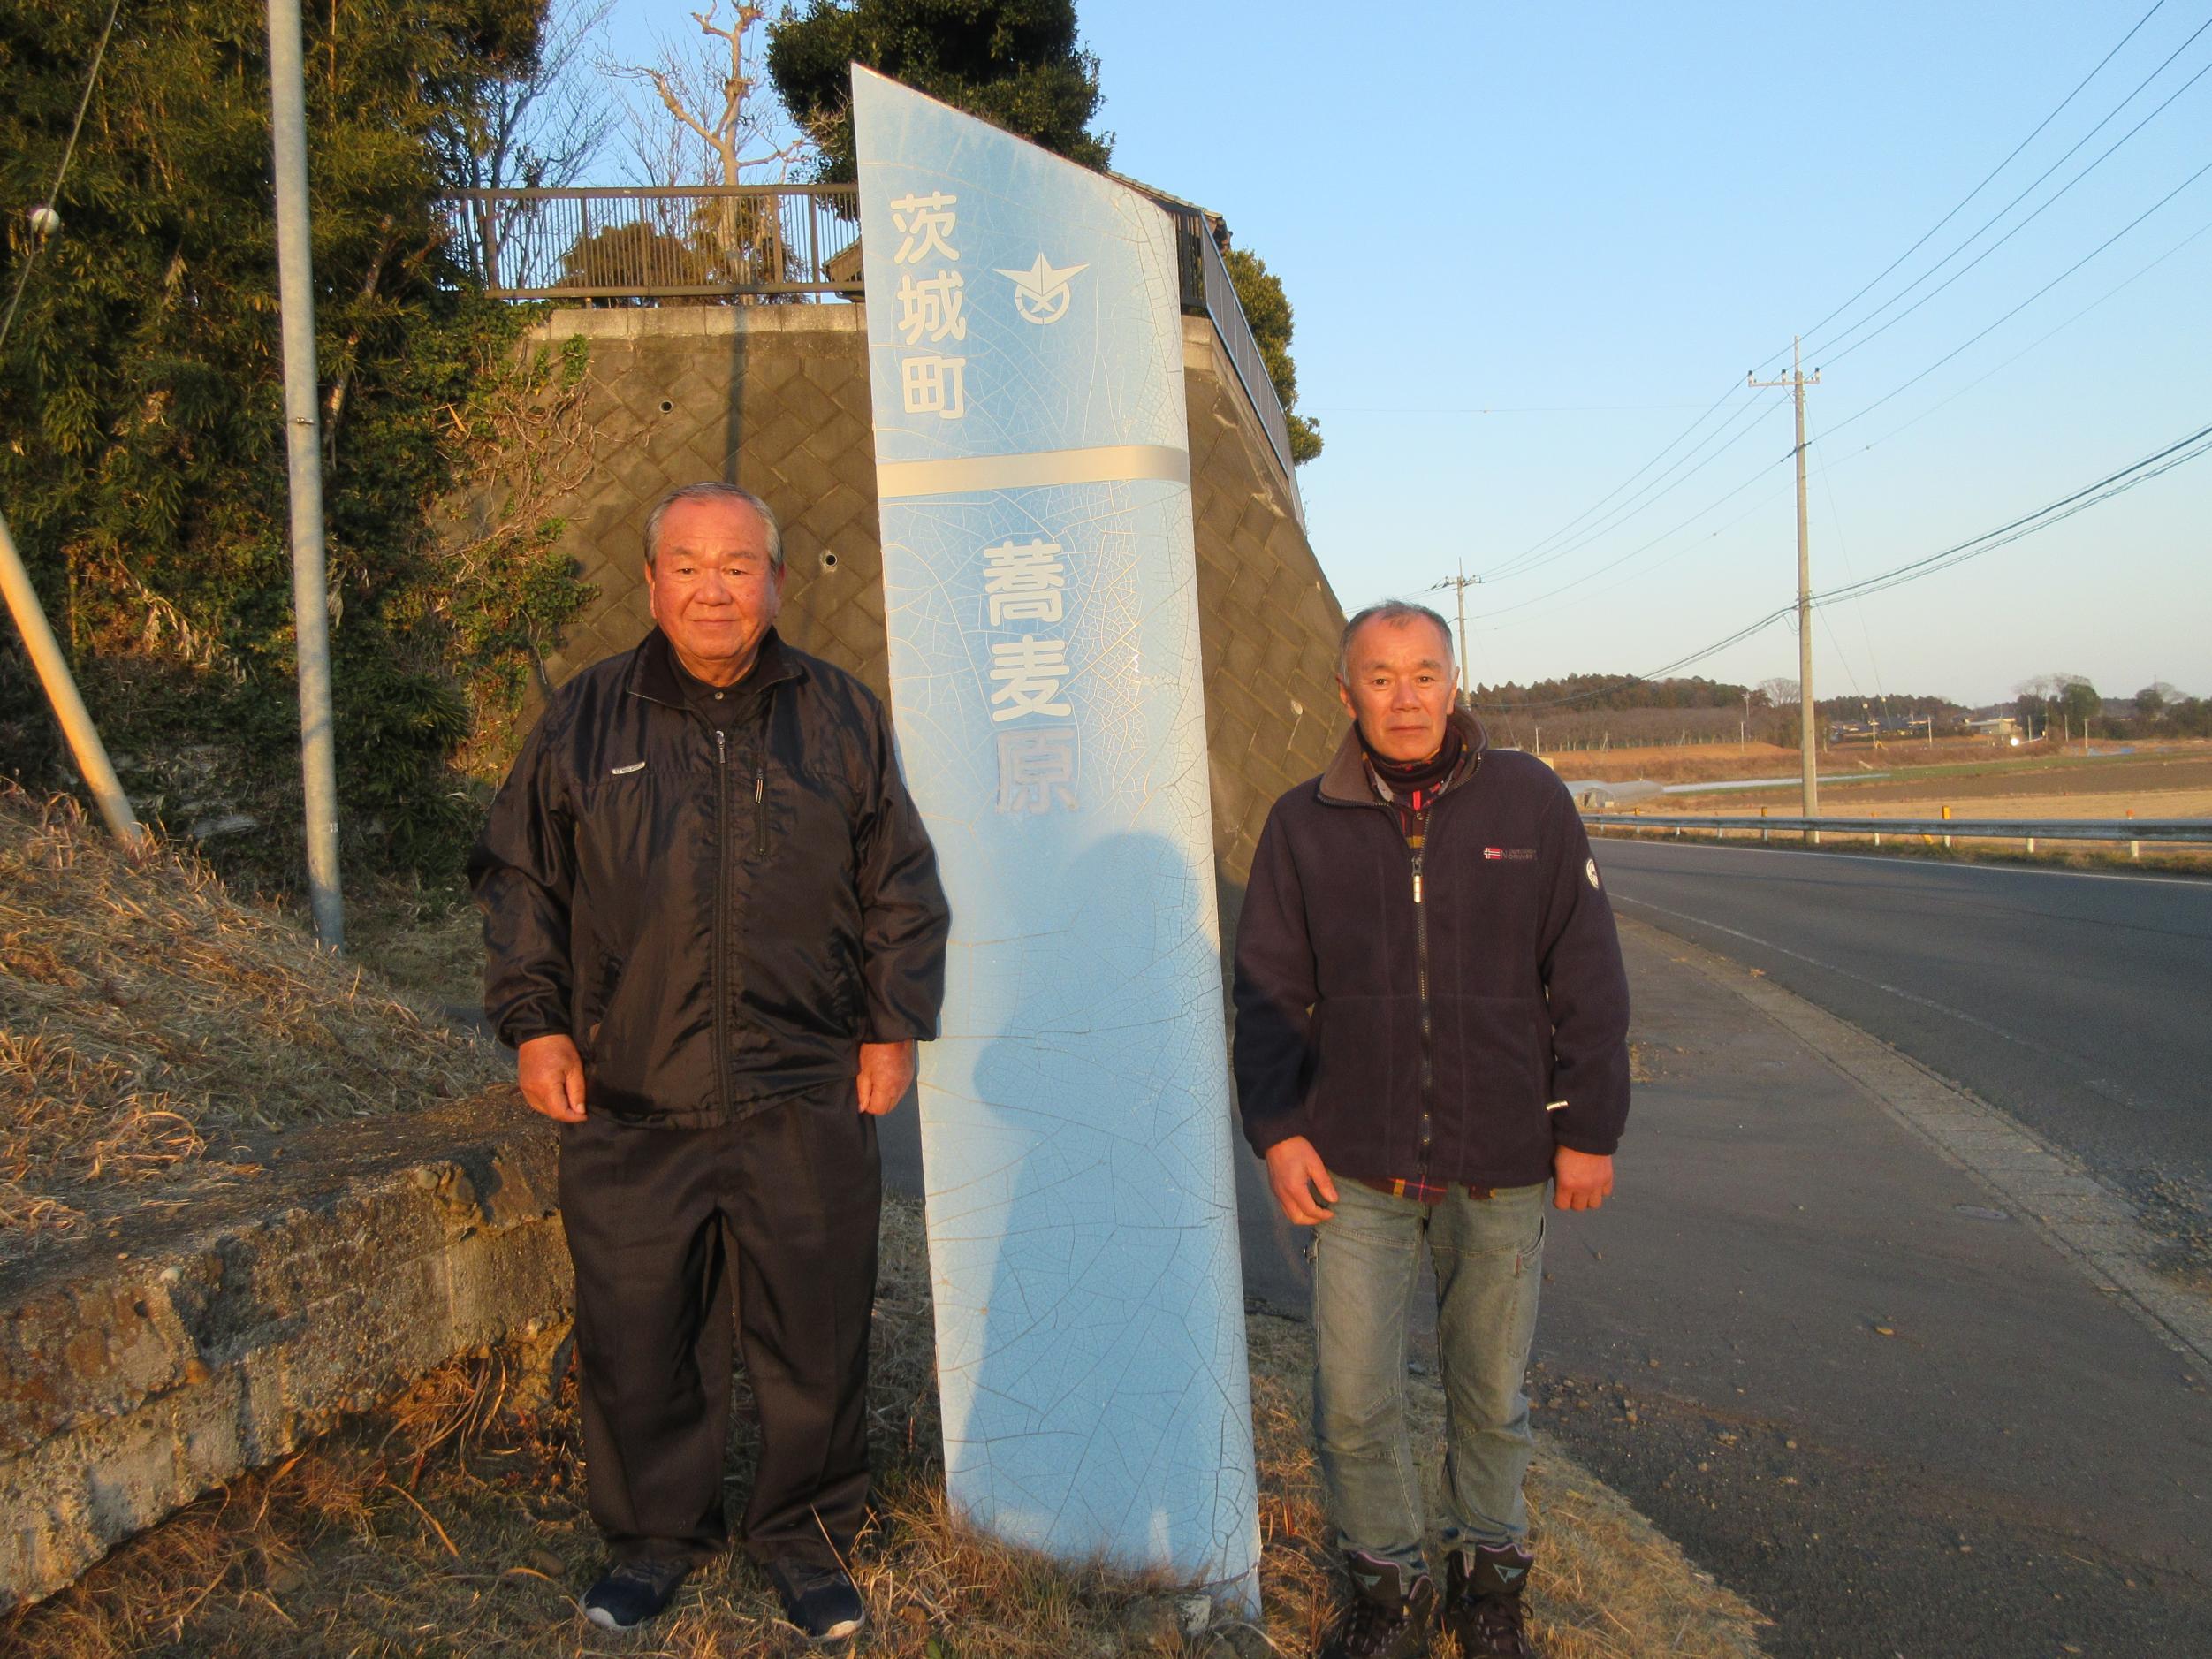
[1311,1177,1547,1573]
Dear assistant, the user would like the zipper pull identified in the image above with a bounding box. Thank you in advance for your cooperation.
[1411,850,1425,905]
[716,729,726,765]
[753,765,768,856]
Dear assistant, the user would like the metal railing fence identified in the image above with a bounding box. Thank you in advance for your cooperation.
[439,186,863,299]
[1582,811,2212,856]
[437,183,1306,521]
[1149,201,1300,497]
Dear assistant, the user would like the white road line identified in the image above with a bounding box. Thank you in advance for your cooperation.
[1595,834,2212,890]
[1612,894,2070,1062]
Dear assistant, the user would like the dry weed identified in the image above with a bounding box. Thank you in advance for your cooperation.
[0,791,505,1255]
[10,1197,1766,1657]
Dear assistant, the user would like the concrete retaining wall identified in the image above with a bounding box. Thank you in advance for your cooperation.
[526,303,1348,901]
[0,1093,567,1610]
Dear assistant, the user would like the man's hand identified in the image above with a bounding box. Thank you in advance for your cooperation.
[1264,1136,1339,1225]
[856,1039,916,1116]
[1553,1146,1614,1211]
[517,1033,587,1123]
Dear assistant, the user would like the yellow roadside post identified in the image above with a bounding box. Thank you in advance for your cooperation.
[1942,804,1952,850]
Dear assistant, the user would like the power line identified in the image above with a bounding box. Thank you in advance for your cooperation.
[1478,383,1745,580]
[1752,1,2175,381]
[1814,421,2212,604]
[1820,152,2212,445]
[1483,394,1784,583]
[1812,27,2212,367]
[1494,209,2212,634]
[0,0,125,359]
[1465,8,2195,607]
[1818,210,2212,466]
[1481,427,1790,620]
[1472,419,2212,710]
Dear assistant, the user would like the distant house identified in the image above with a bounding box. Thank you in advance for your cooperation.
[1965,715,2021,738]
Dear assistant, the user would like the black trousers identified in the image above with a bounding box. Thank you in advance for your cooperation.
[556,1082,880,1569]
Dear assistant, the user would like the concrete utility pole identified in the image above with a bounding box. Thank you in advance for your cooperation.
[1749,339,1821,833]
[266,0,345,948]
[1429,562,1482,700]
[0,509,148,848]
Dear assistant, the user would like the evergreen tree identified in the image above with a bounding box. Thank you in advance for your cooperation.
[1,0,589,884]
[767,0,1111,185]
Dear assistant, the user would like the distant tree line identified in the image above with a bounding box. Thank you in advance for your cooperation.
[1471,674,1759,713]
[2013,676,2211,741]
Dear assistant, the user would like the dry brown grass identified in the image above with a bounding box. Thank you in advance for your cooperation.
[10,1195,1767,1658]
[0,791,505,1251]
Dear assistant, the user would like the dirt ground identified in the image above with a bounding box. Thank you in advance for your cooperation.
[9,1194,1767,1659]
[1546,738,2212,795]
[1667,749,2212,810]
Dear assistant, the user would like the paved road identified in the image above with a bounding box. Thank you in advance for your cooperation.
[1534,923,2212,1657]
[1595,838,2212,1268]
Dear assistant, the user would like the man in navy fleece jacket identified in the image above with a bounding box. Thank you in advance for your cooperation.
[1232,600,1631,1659]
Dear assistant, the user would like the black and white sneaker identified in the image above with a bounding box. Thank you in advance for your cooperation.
[765,1557,867,1643]
[580,1556,689,1630]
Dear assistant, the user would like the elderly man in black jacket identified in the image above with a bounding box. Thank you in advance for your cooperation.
[470,482,949,1642]
[1233,600,1630,1659]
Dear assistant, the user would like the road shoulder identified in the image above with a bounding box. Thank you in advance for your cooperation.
[1618,914,2212,1384]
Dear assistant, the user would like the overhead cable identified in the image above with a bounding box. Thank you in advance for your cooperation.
[1746,0,2174,381]
[1475,420,2212,709]
[0,0,125,359]
[1813,31,2212,366]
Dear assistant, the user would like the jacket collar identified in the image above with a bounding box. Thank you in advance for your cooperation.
[629,625,805,708]
[1318,705,1488,806]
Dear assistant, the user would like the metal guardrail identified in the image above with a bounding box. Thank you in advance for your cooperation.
[1583,811,2212,853]
[439,186,863,299]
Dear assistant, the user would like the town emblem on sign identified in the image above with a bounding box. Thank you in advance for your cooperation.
[995,253,1088,324]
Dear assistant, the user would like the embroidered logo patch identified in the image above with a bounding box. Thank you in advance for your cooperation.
[1483,846,1536,862]
[1586,856,1600,889]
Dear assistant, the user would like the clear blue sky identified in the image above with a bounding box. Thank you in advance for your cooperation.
[602,1,2212,708]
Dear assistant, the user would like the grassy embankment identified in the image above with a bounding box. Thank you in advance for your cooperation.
[4,791,1767,1656]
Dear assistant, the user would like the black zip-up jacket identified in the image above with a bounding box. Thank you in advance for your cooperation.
[1231,710,1630,1190]
[468,628,950,1127]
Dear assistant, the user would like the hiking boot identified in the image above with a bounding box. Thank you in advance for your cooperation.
[1319,1551,1437,1659]
[580,1555,689,1630]
[765,1557,866,1644]
[1445,1543,1539,1658]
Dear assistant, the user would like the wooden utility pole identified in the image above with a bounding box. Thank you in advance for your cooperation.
[1429,562,1481,701]
[1749,339,1821,833]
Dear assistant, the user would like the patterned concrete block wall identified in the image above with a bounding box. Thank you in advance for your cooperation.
[528,306,1345,904]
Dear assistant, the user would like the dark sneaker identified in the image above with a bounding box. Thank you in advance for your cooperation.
[580,1556,689,1630]
[1319,1551,1437,1659]
[765,1557,866,1644]
[1445,1543,1539,1658]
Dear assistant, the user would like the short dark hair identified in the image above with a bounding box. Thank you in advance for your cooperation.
[1338,600,1455,681]
[642,482,784,574]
